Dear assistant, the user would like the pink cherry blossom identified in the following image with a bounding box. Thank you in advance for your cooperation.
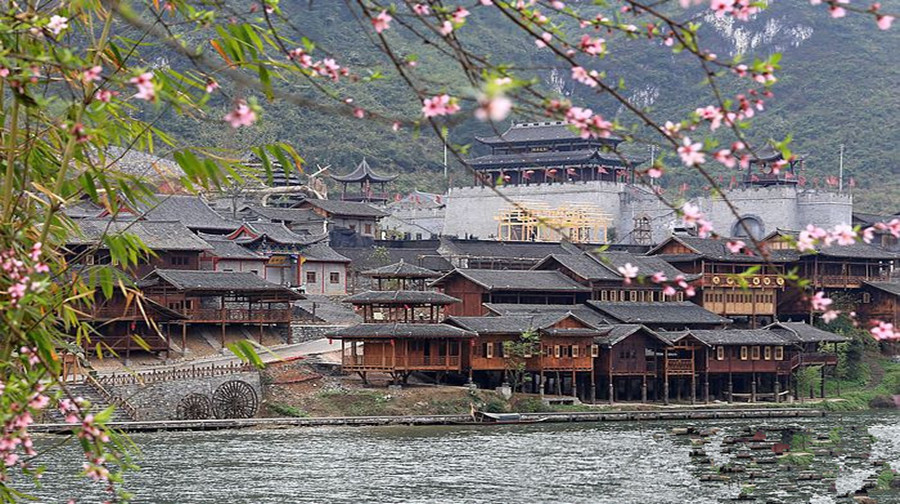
[647,166,663,179]
[822,310,840,323]
[810,291,833,311]
[877,15,894,30]
[421,94,460,118]
[571,66,598,87]
[617,263,639,284]
[651,272,668,283]
[677,137,706,166]
[47,15,68,35]
[475,95,512,122]
[224,101,257,128]
[662,285,677,297]
[726,240,745,254]
[81,66,102,83]
[452,7,470,24]
[412,4,430,15]
[829,224,857,246]
[579,35,606,55]
[871,321,898,341]
[681,202,703,225]
[205,79,220,93]
[130,72,156,101]
[372,10,392,33]
[439,20,454,36]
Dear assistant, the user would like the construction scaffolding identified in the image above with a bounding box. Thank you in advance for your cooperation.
[495,201,613,243]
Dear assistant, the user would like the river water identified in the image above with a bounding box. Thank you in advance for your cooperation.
[27,411,900,503]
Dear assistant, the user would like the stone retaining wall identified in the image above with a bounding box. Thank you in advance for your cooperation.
[290,324,346,344]
[110,371,262,421]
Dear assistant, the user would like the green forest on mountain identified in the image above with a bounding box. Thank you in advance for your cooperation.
[155,1,899,213]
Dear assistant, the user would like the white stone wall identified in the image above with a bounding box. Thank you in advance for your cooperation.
[442,181,626,239]
[380,207,445,239]
[301,261,347,295]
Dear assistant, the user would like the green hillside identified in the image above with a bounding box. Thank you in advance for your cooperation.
[157,2,899,212]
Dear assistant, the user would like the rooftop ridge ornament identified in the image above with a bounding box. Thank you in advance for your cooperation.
[330,158,398,203]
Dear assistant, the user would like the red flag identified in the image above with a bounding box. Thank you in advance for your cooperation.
[849,177,856,188]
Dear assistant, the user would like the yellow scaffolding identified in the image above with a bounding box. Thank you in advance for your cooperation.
[495,201,613,243]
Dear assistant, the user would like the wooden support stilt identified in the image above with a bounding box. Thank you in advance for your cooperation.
[774,376,781,403]
[728,376,734,403]
[820,366,826,398]
[751,374,757,403]
[663,377,670,406]
[182,323,187,357]
[641,375,648,403]
[691,374,697,405]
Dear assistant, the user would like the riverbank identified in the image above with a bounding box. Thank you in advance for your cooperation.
[32,407,827,433]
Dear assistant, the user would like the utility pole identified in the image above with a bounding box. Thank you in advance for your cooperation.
[838,144,844,194]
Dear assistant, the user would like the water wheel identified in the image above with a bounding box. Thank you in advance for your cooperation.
[176,393,212,420]
[212,380,258,419]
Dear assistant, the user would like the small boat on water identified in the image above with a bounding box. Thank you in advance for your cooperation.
[455,409,547,425]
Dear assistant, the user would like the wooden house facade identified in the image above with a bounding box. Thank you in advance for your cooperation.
[649,236,792,327]
[137,269,302,346]
[532,251,690,302]
[860,281,900,329]
[430,269,591,317]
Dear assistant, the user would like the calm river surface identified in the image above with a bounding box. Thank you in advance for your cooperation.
[28,411,900,503]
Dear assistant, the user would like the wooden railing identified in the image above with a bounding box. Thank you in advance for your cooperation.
[813,273,891,288]
[86,306,144,320]
[83,374,138,420]
[181,308,292,323]
[666,359,694,374]
[96,361,255,387]
[343,355,461,369]
[791,352,839,368]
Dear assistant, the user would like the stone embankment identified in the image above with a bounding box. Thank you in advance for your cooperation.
[33,408,826,433]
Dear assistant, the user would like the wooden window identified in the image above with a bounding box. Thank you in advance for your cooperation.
[306,271,317,283]
[170,255,190,266]
[571,345,579,358]
[591,345,599,358]
[740,346,748,360]
[485,342,494,359]
[554,345,561,358]
[676,292,684,301]
[600,290,608,301]
[716,346,725,360]
[862,292,871,304]
[751,346,761,360]
[329,272,340,284]
[774,346,784,361]
[364,223,372,234]
[764,347,772,360]
[496,342,505,358]
[523,347,532,358]
[629,290,638,302]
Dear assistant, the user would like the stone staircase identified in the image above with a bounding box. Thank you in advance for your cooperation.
[45,380,136,424]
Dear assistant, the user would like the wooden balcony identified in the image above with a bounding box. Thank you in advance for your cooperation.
[666,358,694,375]
[812,274,891,289]
[791,352,839,368]
[343,354,462,372]
[703,273,784,289]
[181,308,293,324]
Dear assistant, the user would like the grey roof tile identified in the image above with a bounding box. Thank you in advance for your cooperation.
[343,290,460,305]
[327,323,475,340]
[585,301,732,326]
[431,269,591,292]
[69,219,212,251]
[299,198,388,218]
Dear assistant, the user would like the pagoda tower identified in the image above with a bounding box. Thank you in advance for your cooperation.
[329,158,398,203]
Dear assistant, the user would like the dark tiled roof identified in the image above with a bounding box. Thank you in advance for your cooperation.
[329,158,398,183]
[361,260,440,279]
[139,269,302,298]
[343,290,460,305]
[865,281,900,296]
[475,121,621,145]
[594,324,669,347]
[596,251,690,281]
[441,237,582,260]
[204,239,265,260]
[445,316,552,335]
[137,195,237,231]
[468,149,631,169]
[235,222,320,246]
[853,212,895,227]
[534,253,619,281]
[301,242,351,263]
[327,323,475,340]
[765,322,850,343]
[294,295,362,325]
[70,219,212,251]
[541,327,602,338]
[431,269,591,293]
[651,236,799,263]
[244,206,325,224]
[585,301,732,326]
[813,242,899,260]
[300,199,388,218]
[336,247,453,272]
[104,146,185,180]
[482,303,611,327]
[689,329,792,346]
